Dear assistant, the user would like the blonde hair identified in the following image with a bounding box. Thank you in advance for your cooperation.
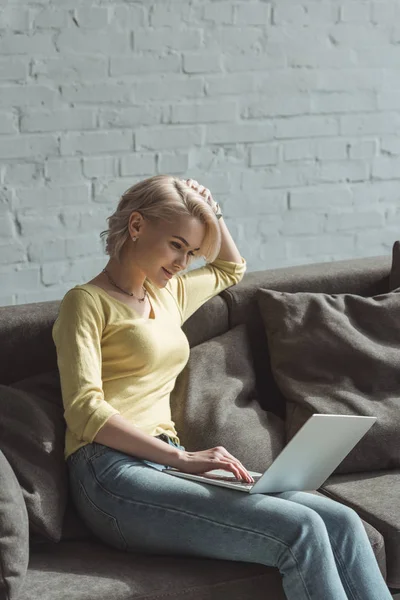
[100,175,222,266]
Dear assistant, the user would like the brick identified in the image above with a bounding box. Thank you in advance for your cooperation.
[0,134,58,159]
[45,158,83,183]
[110,54,180,77]
[0,111,17,134]
[72,8,109,29]
[18,212,64,237]
[28,238,67,263]
[56,29,130,55]
[0,212,15,237]
[171,101,237,124]
[99,106,162,129]
[289,187,352,212]
[235,3,271,25]
[111,5,146,28]
[312,91,376,113]
[0,8,31,30]
[0,242,26,265]
[206,73,257,96]
[134,78,203,103]
[246,94,311,118]
[325,211,384,232]
[288,235,355,259]
[315,139,348,161]
[1,267,40,292]
[224,50,286,72]
[34,7,68,28]
[206,123,274,144]
[16,184,91,209]
[250,144,280,167]
[149,4,192,26]
[0,85,59,108]
[120,154,155,176]
[134,28,201,51]
[275,116,338,139]
[316,160,369,183]
[283,140,314,162]
[183,52,222,74]
[61,83,132,104]
[32,56,108,82]
[282,212,322,235]
[274,5,339,25]
[0,58,28,81]
[60,131,133,156]
[203,3,234,24]
[372,157,400,180]
[341,112,400,135]
[65,234,102,259]
[349,140,378,160]
[21,108,96,132]
[203,27,263,51]
[0,32,56,55]
[83,156,118,179]
[157,152,189,174]
[4,163,42,185]
[340,3,371,22]
[136,126,202,150]
[93,178,140,204]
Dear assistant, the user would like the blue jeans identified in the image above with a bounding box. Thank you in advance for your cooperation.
[67,435,391,600]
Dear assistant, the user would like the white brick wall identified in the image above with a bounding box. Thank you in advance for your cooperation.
[1,0,399,306]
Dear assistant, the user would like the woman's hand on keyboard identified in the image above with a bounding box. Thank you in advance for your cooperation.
[172,446,254,483]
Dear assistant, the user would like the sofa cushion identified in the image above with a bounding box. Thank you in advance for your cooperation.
[24,540,285,600]
[0,449,29,600]
[170,323,285,473]
[389,240,400,291]
[321,470,399,588]
[0,370,67,542]
[257,287,400,474]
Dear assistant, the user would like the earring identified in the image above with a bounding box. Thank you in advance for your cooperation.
[132,236,137,242]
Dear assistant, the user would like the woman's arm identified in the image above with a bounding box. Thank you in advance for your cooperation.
[95,415,253,482]
[215,216,242,263]
[94,414,184,466]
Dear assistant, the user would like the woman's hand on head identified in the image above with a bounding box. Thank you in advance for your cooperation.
[181,179,216,210]
[171,446,254,483]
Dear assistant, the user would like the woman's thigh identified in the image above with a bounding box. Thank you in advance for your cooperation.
[67,442,335,568]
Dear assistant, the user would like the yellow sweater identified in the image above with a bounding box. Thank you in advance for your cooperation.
[52,257,246,460]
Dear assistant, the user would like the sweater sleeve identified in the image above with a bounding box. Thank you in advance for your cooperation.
[167,256,246,325]
[52,288,120,443]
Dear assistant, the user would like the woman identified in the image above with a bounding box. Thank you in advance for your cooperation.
[52,175,391,600]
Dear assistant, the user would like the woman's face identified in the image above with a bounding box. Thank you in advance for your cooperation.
[131,214,206,287]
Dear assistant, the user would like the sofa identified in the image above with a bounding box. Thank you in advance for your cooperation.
[1,250,400,600]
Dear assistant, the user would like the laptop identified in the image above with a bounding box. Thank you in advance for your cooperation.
[163,414,376,494]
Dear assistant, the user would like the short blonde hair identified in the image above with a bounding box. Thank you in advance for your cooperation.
[100,174,221,266]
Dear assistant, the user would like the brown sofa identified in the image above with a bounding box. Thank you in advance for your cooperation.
[1,254,400,600]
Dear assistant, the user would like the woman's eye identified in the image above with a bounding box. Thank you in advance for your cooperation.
[172,242,195,257]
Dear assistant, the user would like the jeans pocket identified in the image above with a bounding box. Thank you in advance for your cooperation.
[74,476,128,551]
[86,442,110,462]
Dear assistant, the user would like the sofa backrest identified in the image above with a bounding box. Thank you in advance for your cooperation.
[0,255,391,402]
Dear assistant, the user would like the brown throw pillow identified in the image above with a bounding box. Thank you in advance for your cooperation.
[0,449,29,600]
[389,240,400,291]
[0,370,68,542]
[170,323,285,473]
[257,287,400,474]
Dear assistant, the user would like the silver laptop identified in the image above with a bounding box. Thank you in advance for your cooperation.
[163,414,376,494]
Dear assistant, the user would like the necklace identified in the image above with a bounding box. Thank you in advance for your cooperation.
[102,268,147,303]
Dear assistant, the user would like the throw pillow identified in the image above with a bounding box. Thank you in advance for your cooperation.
[170,323,285,473]
[389,240,400,291]
[0,370,68,542]
[257,287,400,474]
[0,449,29,600]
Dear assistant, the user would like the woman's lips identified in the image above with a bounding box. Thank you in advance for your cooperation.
[162,267,172,279]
